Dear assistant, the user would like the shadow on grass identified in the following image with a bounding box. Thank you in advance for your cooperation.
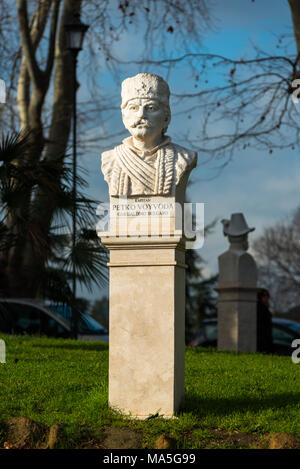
[31,342,108,352]
[183,392,300,417]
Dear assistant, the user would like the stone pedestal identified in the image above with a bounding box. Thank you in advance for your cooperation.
[101,235,186,418]
[217,283,257,352]
[97,72,198,418]
[217,213,258,353]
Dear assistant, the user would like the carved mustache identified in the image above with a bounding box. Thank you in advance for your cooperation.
[131,120,151,128]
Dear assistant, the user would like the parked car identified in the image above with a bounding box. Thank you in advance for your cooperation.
[45,302,109,341]
[0,299,108,341]
[189,317,300,355]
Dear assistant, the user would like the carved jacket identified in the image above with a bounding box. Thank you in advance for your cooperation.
[101,136,197,196]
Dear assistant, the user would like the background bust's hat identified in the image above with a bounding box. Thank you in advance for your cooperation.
[221,213,255,237]
[121,73,170,108]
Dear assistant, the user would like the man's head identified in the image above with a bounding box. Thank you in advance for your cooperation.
[257,288,270,305]
[228,234,249,251]
[121,73,171,141]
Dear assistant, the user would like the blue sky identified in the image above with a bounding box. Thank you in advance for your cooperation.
[75,0,299,302]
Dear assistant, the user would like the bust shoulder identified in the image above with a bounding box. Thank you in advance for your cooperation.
[219,249,257,285]
[101,148,117,181]
[101,148,115,163]
[170,142,197,156]
[169,142,197,167]
[168,142,197,185]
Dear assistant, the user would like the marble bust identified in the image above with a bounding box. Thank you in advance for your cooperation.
[101,73,197,197]
[221,212,255,252]
[219,213,257,286]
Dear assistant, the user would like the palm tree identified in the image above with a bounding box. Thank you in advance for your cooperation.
[0,132,108,325]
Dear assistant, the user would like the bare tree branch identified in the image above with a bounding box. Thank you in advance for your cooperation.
[253,207,300,312]
[45,0,61,79]
[17,0,44,90]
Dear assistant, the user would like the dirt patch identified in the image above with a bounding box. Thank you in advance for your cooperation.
[47,424,62,449]
[204,429,300,449]
[154,435,176,449]
[102,427,142,449]
[78,438,106,449]
[2,418,66,449]
[208,428,260,449]
[3,417,45,449]
[262,433,300,449]
[1,419,142,450]
[1,420,299,449]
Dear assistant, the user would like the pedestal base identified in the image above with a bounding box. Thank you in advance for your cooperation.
[101,236,186,418]
[217,284,257,353]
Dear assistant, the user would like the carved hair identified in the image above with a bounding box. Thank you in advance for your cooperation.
[162,104,171,135]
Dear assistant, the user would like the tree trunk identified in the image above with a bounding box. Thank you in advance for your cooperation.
[15,0,81,299]
[4,0,65,298]
[288,0,300,56]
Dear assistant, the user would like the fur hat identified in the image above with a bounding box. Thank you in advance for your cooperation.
[121,73,170,108]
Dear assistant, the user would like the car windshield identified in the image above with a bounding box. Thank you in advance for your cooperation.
[205,323,217,341]
[287,323,300,334]
[48,304,72,322]
[78,314,107,334]
[47,304,107,334]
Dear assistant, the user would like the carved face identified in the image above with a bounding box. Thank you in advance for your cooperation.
[228,234,249,251]
[122,98,170,140]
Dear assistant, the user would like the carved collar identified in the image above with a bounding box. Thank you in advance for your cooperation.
[122,135,171,156]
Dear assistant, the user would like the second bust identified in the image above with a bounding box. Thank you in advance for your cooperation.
[101,73,197,197]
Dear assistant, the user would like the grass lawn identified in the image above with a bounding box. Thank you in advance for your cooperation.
[0,333,300,449]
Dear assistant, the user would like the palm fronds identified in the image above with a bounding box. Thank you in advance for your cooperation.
[0,132,108,304]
